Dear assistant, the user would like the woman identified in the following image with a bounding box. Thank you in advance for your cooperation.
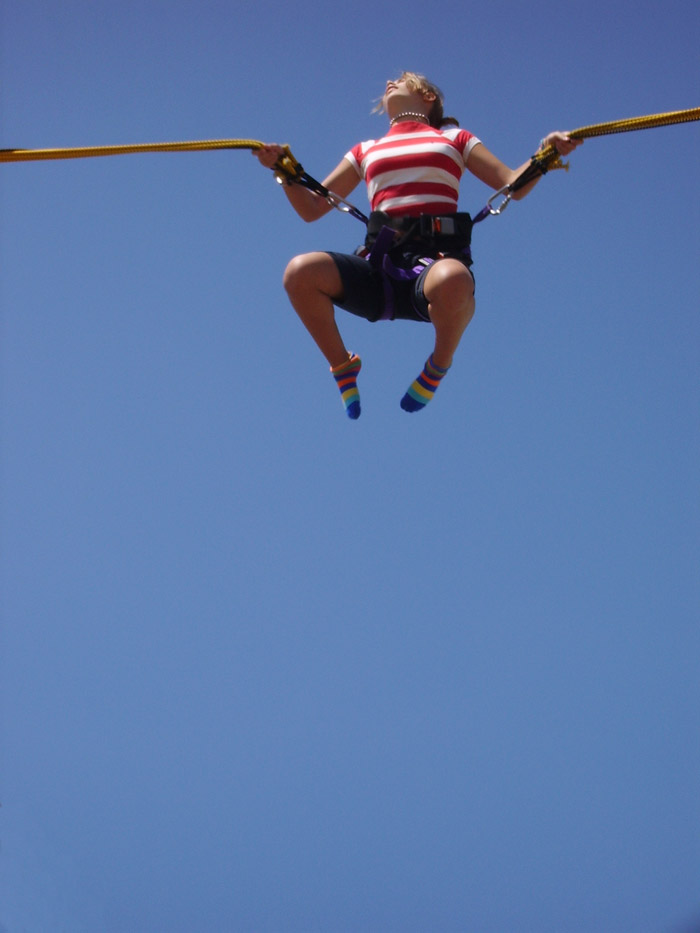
[255,73,581,418]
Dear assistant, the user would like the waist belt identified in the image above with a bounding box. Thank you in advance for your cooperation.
[365,210,473,254]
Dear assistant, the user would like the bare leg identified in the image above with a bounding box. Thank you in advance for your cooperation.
[283,252,351,368]
[400,259,475,412]
[422,258,475,367]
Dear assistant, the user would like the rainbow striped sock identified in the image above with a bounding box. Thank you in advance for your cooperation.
[400,355,449,412]
[331,353,362,419]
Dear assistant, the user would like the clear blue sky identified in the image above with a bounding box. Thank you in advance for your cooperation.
[1,1,699,931]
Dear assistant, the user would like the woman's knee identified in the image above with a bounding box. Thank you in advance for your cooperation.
[283,251,341,299]
[424,259,473,299]
[424,260,475,321]
[282,253,310,295]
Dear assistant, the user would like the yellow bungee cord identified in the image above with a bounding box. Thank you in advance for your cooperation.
[0,137,267,162]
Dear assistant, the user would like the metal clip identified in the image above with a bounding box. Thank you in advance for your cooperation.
[325,191,368,224]
[487,185,513,216]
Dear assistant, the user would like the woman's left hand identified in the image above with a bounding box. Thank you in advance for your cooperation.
[542,131,583,155]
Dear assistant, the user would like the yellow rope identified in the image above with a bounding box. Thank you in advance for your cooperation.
[0,138,265,163]
[537,106,700,170]
[571,106,700,138]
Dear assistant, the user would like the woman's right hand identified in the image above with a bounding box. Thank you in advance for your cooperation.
[252,143,285,169]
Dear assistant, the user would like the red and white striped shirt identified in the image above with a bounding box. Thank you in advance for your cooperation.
[344,121,481,217]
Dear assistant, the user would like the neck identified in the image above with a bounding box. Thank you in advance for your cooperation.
[390,111,429,127]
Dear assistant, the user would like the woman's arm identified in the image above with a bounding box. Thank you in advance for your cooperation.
[466,131,582,200]
[253,145,362,222]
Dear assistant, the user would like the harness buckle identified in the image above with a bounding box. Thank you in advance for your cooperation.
[420,215,456,237]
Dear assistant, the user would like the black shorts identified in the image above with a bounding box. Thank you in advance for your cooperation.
[327,250,474,324]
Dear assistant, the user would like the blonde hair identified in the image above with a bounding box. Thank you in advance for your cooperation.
[374,71,459,129]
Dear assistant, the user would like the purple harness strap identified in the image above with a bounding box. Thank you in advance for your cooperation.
[378,254,434,321]
[366,223,476,322]
[366,225,434,321]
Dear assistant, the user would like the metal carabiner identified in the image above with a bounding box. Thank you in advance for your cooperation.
[487,185,513,216]
[272,149,369,224]
[325,191,369,224]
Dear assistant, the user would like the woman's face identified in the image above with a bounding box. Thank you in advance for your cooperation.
[383,77,412,106]
[382,76,435,115]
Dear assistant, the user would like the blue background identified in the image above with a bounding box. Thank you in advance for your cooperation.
[1,1,699,930]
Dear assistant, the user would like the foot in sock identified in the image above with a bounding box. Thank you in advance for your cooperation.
[400,355,449,412]
[331,353,362,419]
